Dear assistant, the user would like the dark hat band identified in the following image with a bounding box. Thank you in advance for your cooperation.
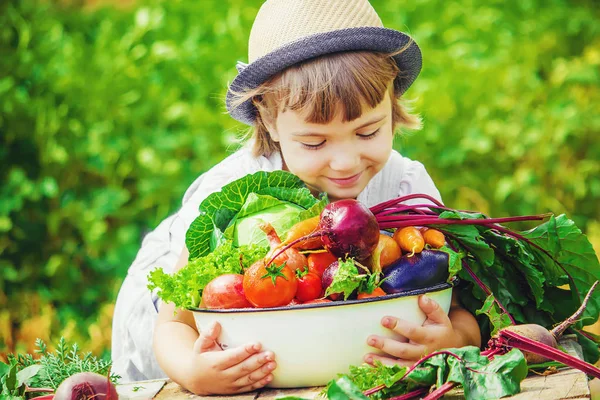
[226,26,422,125]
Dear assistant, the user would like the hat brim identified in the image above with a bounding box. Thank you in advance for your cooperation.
[226,26,422,125]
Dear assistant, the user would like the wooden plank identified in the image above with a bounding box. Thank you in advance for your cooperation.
[258,386,324,399]
[154,381,258,400]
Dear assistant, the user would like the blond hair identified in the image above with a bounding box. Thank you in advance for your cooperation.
[229,51,422,157]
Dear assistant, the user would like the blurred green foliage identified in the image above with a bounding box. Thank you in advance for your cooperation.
[1,0,598,357]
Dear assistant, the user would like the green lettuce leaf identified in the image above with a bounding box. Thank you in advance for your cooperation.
[148,241,267,309]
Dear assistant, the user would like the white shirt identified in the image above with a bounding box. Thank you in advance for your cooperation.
[110,146,442,382]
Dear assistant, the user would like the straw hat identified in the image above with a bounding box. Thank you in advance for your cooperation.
[226,0,422,125]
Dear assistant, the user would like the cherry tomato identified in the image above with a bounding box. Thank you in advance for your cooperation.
[202,274,253,309]
[307,251,338,277]
[357,287,386,300]
[243,260,298,308]
[295,269,323,303]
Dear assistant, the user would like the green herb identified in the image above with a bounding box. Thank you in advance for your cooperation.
[325,259,365,300]
[333,347,527,400]
[132,385,145,392]
[6,337,118,393]
[148,241,268,309]
[186,170,327,259]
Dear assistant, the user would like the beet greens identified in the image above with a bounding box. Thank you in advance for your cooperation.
[370,193,600,363]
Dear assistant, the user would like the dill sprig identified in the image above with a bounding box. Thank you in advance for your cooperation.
[8,337,119,390]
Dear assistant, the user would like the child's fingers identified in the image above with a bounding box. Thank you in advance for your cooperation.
[419,295,451,326]
[234,373,273,393]
[380,316,427,343]
[363,353,414,368]
[231,360,276,388]
[224,351,275,380]
[193,322,222,353]
[214,342,263,370]
[366,335,426,361]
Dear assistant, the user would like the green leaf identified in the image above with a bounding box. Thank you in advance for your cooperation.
[327,376,369,400]
[16,364,41,387]
[224,193,304,247]
[325,259,365,300]
[523,215,600,325]
[475,295,513,336]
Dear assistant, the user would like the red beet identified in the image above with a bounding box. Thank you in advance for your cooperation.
[267,199,380,266]
[53,372,117,400]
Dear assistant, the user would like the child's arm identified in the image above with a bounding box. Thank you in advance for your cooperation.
[153,249,277,395]
[364,292,481,367]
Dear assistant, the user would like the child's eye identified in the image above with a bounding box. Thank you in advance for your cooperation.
[358,129,380,139]
[301,140,326,150]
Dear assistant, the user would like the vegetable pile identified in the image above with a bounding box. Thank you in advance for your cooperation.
[147,171,600,399]
[149,172,458,310]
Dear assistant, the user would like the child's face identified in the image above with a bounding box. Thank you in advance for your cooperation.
[268,95,394,201]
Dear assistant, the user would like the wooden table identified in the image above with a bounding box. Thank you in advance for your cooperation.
[120,337,591,399]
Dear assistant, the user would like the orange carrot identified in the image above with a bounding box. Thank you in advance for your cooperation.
[282,216,323,250]
[377,234,402,268]
[357,287,386,299]
[393,226,424,256]
[423,228,446,248]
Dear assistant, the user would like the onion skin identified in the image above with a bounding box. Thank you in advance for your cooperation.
[54,372,118,400]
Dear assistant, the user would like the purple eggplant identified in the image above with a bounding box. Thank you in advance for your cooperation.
[380,249,449,293]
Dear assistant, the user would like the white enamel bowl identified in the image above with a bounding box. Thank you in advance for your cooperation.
[190,282,454,388]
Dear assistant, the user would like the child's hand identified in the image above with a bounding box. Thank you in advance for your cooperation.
[364,295,464,367]
[184,322,277,395]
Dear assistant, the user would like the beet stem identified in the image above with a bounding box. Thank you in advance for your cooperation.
[551,280,599,339]
[369,193,445,214]
[422,381,457,400]
[24,386,54,393]
[364,350,466,396]
[497,329,600,379]
[265,231,322,266]
[387,387,430,400]
[445,236,516,324]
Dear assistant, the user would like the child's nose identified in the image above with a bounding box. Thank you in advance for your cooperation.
[329,147,360,172]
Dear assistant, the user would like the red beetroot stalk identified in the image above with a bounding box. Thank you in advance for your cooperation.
[422,381,456,400]
[388,387,430,400]
[551,280,599,338]
[364,351,471,397]
[370,193,445,214]
[24,387,54,394]
[376,214,548,228]
[445,238,516,324]
[494,329,600,378]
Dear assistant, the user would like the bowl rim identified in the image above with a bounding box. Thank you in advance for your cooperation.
[188,279,457,314]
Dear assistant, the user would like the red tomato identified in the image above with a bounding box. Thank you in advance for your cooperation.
[243,260,298,308]
[307,251,337,277]
[202,274,253,309]
[295,271,323,303]
[357,287,386,300]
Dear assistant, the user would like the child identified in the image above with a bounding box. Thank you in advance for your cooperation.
[111,0,481,395]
